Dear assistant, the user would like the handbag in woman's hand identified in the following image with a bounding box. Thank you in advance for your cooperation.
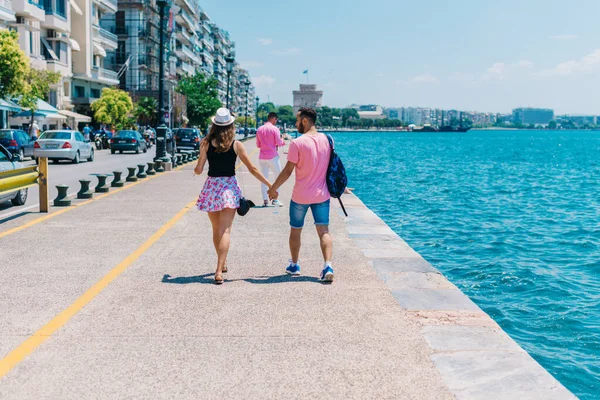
[237,197,255,216]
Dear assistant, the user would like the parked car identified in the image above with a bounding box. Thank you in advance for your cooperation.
[110,130,148,154]
[174,128,201,150]
[0,144,28,206]
[33,130,94,164]
[0,129,36,160]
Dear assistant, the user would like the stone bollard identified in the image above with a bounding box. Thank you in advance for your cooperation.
[111,171,124,187]
[95,175,109,193]
[126,167,138,182]
[176,154,183,166]
[53,185,71,206]
[181,153,189,164]
[146,162,156,175]
[77,179,93,199]
[155,160,164,173]
[137,164,147,179]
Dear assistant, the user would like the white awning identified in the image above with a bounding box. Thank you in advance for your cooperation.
[45,113,68,120]
[69,38,80,51]
[69,0,83,15]
[58,109,91,122]
[40,37,59,61]
[93,43,106,57]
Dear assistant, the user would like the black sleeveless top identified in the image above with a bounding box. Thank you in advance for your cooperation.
[207,141,237,177]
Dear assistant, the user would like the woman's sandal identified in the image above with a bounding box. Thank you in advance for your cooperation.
[214,273,224,285]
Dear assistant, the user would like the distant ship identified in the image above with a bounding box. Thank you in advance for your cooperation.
[438,125,470,132]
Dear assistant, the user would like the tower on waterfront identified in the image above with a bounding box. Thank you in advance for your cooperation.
[293,84,323,113]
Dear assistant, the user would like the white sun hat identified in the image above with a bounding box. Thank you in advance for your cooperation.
[211,108,235,126]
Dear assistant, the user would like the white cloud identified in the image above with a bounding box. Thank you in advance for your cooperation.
[412,73,438,84]
[271,48,301,56]
[396,73,439,85]
[257,38,272,46]
[253,75,276,87]
[481,60,534,80]
[240,60,263,69]
[539,49,600,77]
[549,34,578,41]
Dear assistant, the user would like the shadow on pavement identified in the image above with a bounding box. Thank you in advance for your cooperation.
[0,211,34,225]
[162,273,322,285]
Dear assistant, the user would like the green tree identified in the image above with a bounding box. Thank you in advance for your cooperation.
[234,116,256,128]
[548,120,557,130]
[134,96,158,127]
[0,29,30,99]
[341,108,359,127]
[91,88,134,130]
[257,102,276,122]
[176,73,221,130]
[20,69,61,129]
[276,105,295,126]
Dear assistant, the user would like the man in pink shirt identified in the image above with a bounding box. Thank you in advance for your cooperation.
[268,108,334,282]
[256,112,285,207]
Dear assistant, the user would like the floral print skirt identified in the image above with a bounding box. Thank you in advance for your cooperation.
[196,176,242,212]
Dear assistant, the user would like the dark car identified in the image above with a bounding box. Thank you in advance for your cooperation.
[0,129,36,160]
[109,130,148,154]
[0,144,28,206]
[174,128,201,150]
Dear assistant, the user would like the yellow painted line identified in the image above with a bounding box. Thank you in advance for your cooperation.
[0,199,196,378]
[0,162,192,240]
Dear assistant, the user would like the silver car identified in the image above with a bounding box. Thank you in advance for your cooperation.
[0,144,28,206]
[34,130,94,164]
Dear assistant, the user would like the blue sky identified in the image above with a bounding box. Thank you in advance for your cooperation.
[201,0,600,114]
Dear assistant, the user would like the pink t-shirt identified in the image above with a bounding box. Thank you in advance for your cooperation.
[256,122,284,160]
[287,132,331,205]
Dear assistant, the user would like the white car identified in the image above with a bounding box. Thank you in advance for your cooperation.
[34,130,94,164]
[0,144,27,206]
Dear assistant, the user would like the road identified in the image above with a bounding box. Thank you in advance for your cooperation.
[0,148,156,218]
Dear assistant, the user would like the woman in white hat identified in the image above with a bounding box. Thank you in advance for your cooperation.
[193,108,272,284]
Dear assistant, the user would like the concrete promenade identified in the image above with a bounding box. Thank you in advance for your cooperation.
[0,139,574,399]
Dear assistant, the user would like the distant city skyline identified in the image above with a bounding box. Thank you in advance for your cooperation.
[201,0,600,114]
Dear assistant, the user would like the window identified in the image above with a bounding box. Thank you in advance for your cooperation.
[74,86,85,97]
[0,148,9,162]
[48,90,57,107]
[75,132,84,142]
[40,37,58,61]
[39,132,71,140]
[115,11,126,34]
[91,89,100,98]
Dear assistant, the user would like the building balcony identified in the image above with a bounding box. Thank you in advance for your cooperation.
[0,2,17,23]
[176,61,195,76]
[93,24,118,50]
[201,37,213,52]
[176,28,191,45]
[93,0,117,14]
[91,66,119,85]
[46,59,71,76]
[175,7,196,31]
[175,43,200,64]
[13,0,46,21]
[41,2,69,32]
[177,0,196,16]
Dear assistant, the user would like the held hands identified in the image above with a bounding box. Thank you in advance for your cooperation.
[267,186,279,200]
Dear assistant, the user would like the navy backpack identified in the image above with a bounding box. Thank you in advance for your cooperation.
[325,134,348,216]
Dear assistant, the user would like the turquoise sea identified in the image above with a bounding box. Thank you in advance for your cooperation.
[330,129,599,399]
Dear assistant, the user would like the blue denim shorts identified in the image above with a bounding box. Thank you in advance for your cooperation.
[289,199,330,229]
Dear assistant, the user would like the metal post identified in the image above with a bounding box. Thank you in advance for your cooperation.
[154,0,170,162]
[255,96,259,129]
[244,86,249,138]
[38,157,48,212]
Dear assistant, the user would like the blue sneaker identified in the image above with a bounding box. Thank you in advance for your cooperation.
[286,261,301,276]
[320,265,334,282]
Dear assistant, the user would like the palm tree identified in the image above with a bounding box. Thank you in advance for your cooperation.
[135,97,158,127]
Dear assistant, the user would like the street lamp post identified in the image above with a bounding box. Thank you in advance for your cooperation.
[255,96,259,128]
[243,79,250,138]
[225,53,235,109]
[154,0,171,162]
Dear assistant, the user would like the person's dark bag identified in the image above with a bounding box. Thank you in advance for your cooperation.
[237,197,255,216]
[325,134,348,217]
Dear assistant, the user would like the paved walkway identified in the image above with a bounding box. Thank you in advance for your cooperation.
[0,139,573,399]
